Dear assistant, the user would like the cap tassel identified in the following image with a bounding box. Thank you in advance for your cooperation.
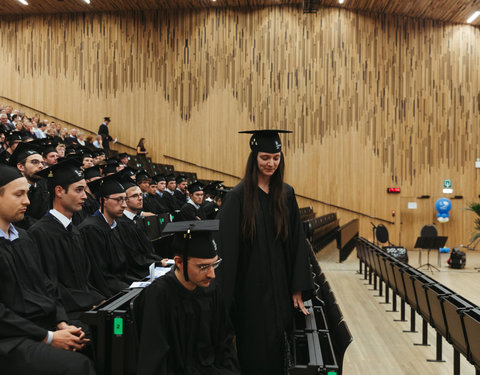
[183,227,192,281]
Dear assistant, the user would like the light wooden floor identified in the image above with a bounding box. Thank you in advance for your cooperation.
[316,241,480,375]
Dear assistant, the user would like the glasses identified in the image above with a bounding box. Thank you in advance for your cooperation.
[29,160,46,166]
[194,258,222,273]
[104,196,128,204]
[126,193,142,200]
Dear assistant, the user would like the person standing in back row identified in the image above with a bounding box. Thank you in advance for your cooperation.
[217,129,313,375]
[98,117,113,151]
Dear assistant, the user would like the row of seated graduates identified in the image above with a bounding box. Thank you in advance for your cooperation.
[0,129,236,372]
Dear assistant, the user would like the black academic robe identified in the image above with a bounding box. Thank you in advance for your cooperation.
[28,214,105,320]
[201,200,218,220]
[162,191,182,213]
[216,182,313,375]
[136,270,241,375]
[78,212,130,298]
[116,214,163,279]
[174,189,187,206]
[143,194,169,215]
[72,192,99,226]
[0,227,68,355]
[0,149,12,165]
[180,202,207,221]
[16,179,50,230]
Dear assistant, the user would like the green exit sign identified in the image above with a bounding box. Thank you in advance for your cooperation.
[327,372,337,375]
[113,317,123,336]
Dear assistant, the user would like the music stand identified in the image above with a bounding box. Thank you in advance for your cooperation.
[414,236,447,272]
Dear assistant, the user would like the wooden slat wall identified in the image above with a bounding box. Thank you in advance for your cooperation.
[0,6,479,249]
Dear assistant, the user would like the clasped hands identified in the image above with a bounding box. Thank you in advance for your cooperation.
[43,321,90,351]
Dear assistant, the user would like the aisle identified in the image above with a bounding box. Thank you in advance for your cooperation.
[316,241,478,375]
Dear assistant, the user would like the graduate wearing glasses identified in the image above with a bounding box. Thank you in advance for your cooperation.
[135,220,240,375]
[78,173,132,297]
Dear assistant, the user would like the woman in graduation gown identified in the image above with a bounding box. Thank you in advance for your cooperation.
[216,130,313,375]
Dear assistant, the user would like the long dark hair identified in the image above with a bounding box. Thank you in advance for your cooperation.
[241,150,288,243]
[137,138,145,148]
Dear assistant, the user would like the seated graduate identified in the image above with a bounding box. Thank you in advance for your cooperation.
[72,165,101,225]
[201,181,223,220]
[180,181,207,221]
[0,164,95,375]
[154,173,166,198]
[28,159,105,320]
[146,178,169,214]
[135,220,241,375]
[174,174,188,206]
[162,174,182,214]
[0,131,21,165]
[102,158,120,176]
[116,177,168,278]
[10,142,50,229]
[78,173,131,298]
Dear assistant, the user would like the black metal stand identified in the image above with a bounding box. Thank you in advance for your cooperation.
[427,332,445,363]
[414,319,430,346]
[417,249,440,272]
[387,292,398,312]
[394,299,407,322]
[414,236,447,273]
[403,307,418,333]
[453,348,460,375]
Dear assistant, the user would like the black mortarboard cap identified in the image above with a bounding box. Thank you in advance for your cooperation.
[188,181,204,193]
[102,159,120,174]
[92,149,106,158]
[83,165,103,180]
[153,173,166,182]
[104,117,111,122]
[163,220,219,281]
[118,153,128,160]
[120,166,137,178]
[175,174,187,184]
[239,129,292,153]
[88,173,125,199]
[9,142,43,166]
[0,165,24,187]
[121,175,138,191]
[6,131,22,144]
[166,174,176,183]
[136,170,151,183]
[36,158,84,188]
[31,139,58,157]
[203,180,223,195]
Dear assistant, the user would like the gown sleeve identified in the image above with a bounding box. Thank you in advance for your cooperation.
[287,185,314,297]
[215,187,242,311]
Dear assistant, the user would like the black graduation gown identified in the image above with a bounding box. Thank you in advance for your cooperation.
[201,200,218,220]
[16,180,50,230]
[136,270,241,375]
[0,149,12,165]
[143,194,169,214]
[163,191,182,213]
[78,212,130,298]
[0,228,68,355]
[216,182,313,375]
[28,215,105,320]
[174,189,187,206]
[72,192,99,226]
[116,215,163,279]
[180,202,207,221]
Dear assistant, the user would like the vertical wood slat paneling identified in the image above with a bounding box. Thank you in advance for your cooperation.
[0,6,479,248]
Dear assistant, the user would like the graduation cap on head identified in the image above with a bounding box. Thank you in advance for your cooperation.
[136,170,151,184]
[120,175,138,191]
[188,181,204,194]
[203,180,223,196]
[175,174,187,184]
[153,173,166,183]
[5,131,22,144]
[118,152,128,160]
[120,166,137,179]
[88,173,125,202]
[166,174,176,183]
[216,186,231,199]
[36,158,84,189]
[83,165,102,180]
[0,164,24,187]
[239,129,292,153]
[104,117,111,122]
[31,139,58,157]
[92,149,106,158]
[102,159,120,175]
[81,148,94,159]
[9,142,43,166]
[163,220,220,281]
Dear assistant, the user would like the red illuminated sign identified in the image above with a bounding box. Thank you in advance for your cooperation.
[387,188,401,193]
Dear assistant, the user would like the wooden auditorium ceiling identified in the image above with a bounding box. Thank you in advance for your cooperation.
[1,0,480,25]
